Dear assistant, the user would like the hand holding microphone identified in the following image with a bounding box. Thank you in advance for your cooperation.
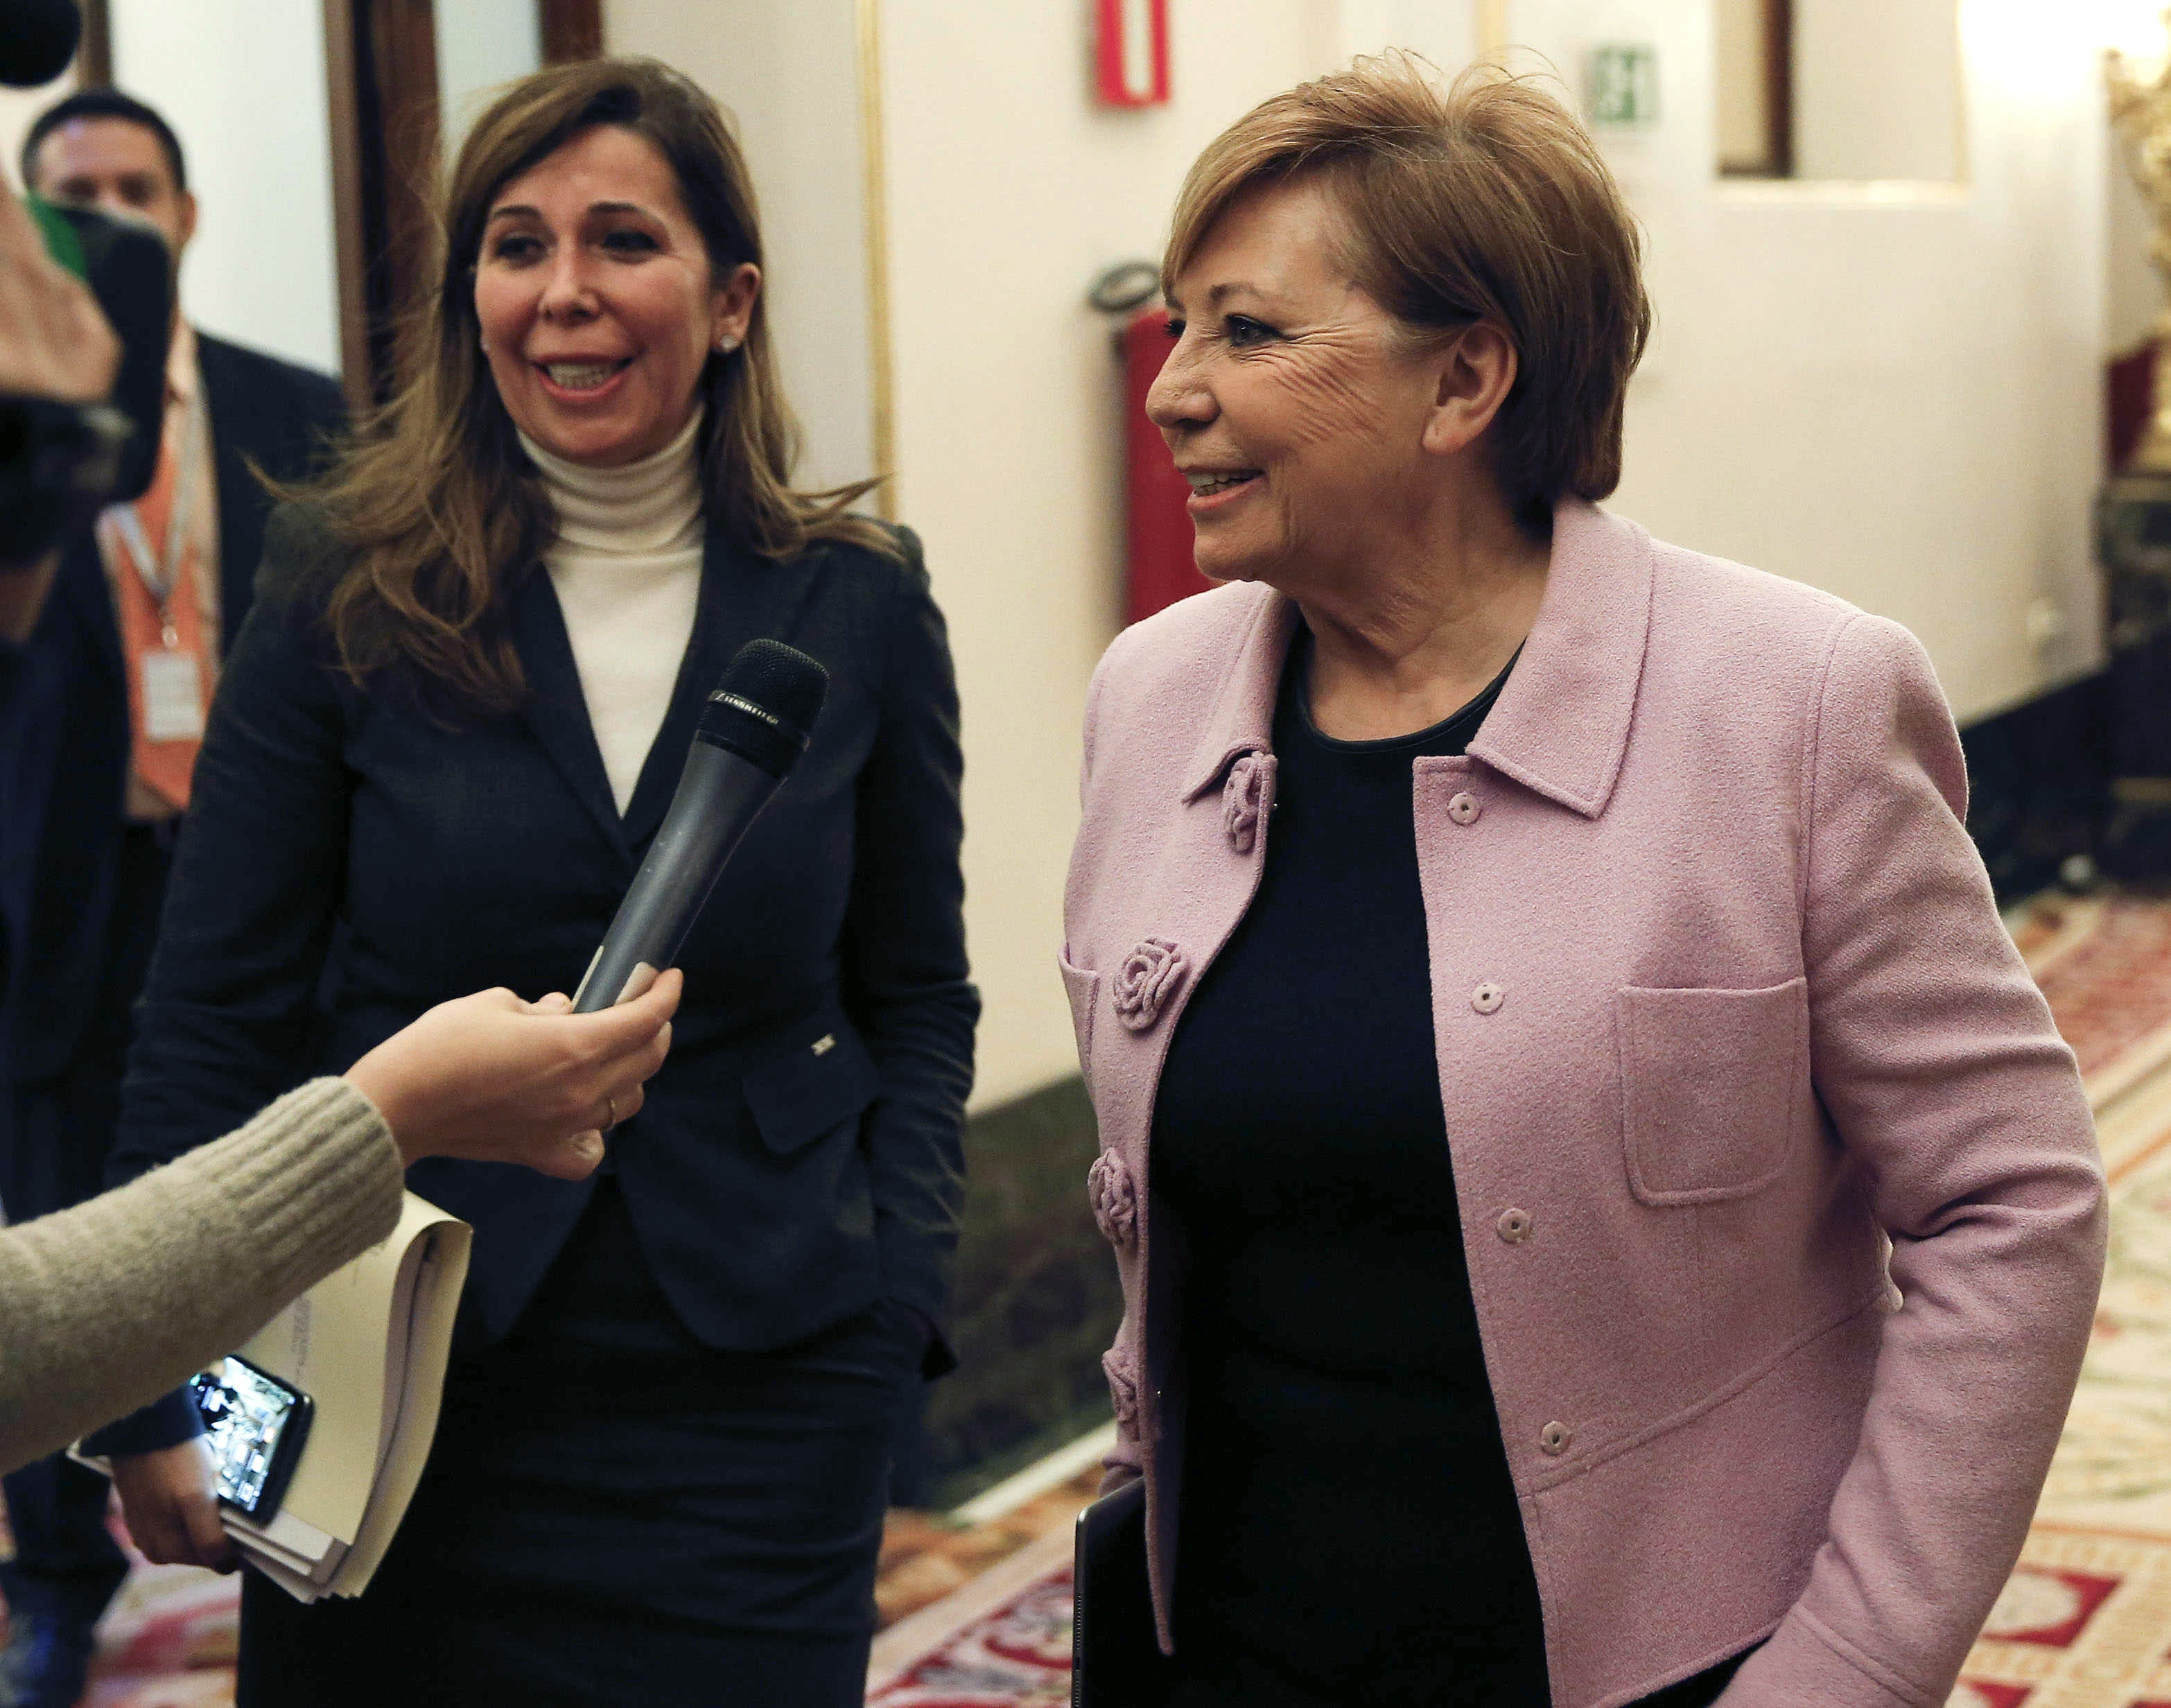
[574,638,830,1015]
[344,973,681,1179]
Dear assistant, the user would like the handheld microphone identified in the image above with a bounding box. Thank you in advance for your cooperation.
[572,639,829,1013]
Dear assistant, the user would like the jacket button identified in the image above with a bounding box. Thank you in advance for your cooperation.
[1540,1421,1572,1456]
[1448,791,1481,825]
[1496,1208,1533,1243]
[1471,982,1505,1014]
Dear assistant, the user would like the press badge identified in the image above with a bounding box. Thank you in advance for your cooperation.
[141,650,207,742]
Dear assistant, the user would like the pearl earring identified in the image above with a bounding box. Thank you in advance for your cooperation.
[715,332,739,354]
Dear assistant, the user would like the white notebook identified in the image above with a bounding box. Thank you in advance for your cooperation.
[78,1192,473,1603]
[225,1190,471,1601]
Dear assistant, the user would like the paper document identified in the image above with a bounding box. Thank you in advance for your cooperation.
[78,1192,471,1603]
[226,1191,471,1601]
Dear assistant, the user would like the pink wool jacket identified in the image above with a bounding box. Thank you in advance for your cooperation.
[1061,500,2107,1708]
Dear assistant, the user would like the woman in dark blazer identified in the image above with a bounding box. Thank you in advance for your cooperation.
[94,58,975,1708]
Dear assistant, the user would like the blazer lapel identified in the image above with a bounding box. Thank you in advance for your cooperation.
[1467,499,1653,820]
[1179,586,1296,801]
[197,331,347,650]
[509,566,629,863]
[194,334,256,647]
[620,530,776,851]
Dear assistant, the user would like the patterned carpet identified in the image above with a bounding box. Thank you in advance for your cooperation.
[1960,898,2171,1706]
[21,890,2171,1706]
[0,1470,1106,1707]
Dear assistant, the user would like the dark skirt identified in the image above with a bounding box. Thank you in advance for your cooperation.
[236,1180,919,1708]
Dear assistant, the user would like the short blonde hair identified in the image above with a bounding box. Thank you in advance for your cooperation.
[1167,55,1650,523]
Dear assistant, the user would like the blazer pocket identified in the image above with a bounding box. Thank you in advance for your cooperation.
[1060,951,1102,1075]
[742,1025,882,1156]
[1618,977,1809,1205]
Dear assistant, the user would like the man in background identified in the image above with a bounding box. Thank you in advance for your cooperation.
[2,87,345,1708]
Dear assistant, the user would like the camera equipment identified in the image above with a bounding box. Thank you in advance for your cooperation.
[0,204,172,570]
[0,1,177,570]
[0,397,128,571]
[0,0,81,89]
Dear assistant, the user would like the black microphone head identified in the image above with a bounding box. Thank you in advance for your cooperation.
[2,0,82,87]
[698,639,829,776]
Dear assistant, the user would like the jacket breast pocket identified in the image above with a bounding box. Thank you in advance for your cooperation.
[1618,977,1809,1205]
[742,1025,882,1157]
[1060,951,1101,1077]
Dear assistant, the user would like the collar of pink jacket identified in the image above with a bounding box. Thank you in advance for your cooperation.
[1176,498,1648,814]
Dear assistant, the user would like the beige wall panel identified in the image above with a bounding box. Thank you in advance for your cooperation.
[606,0,878,491]
[879,0,1342,1106]
[1504,0,2104,722]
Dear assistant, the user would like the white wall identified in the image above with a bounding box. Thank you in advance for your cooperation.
[1793,0,1962,183]
[2,10,340,375]
[1334,0,1479,67]
[0,71,76,195]
[103,1,341,376]
[878,0,1343,1107]
[1499,0,2106,719]
[604,0,878,493]
[436,0,543,150]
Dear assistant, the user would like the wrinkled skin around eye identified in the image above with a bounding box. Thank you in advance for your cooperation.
[1146,177,1455,596]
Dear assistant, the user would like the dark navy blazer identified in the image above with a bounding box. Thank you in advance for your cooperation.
[100,500,977,1447]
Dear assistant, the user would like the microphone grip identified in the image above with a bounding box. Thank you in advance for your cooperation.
[573,742,784,1013]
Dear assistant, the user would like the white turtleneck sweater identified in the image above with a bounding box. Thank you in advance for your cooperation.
[519,412,706,814]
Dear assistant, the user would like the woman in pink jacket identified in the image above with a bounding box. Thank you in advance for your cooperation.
[1061,55,2107,1708]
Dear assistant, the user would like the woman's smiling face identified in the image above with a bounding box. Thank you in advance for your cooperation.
[1146,176,1452,591]
[473,124,756,468]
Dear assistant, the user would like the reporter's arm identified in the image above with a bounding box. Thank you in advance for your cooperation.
[0,1078,401,1475]
[68,975,677,1562]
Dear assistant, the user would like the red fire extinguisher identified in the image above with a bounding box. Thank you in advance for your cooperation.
[1096,263,1214,626]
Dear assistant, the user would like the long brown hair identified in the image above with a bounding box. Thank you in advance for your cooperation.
[299,58,893,712]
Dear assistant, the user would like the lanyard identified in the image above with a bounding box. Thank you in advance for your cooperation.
[105,400,200,650]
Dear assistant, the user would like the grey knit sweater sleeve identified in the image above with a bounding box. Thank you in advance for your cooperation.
[0,1078,405,1474]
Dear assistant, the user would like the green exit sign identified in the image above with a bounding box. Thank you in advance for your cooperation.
[1589,44,1659,126]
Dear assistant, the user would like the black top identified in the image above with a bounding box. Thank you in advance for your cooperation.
[89,505,975,1455]
[1151,629,1754,1708]
[1151,625,1545,1705]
